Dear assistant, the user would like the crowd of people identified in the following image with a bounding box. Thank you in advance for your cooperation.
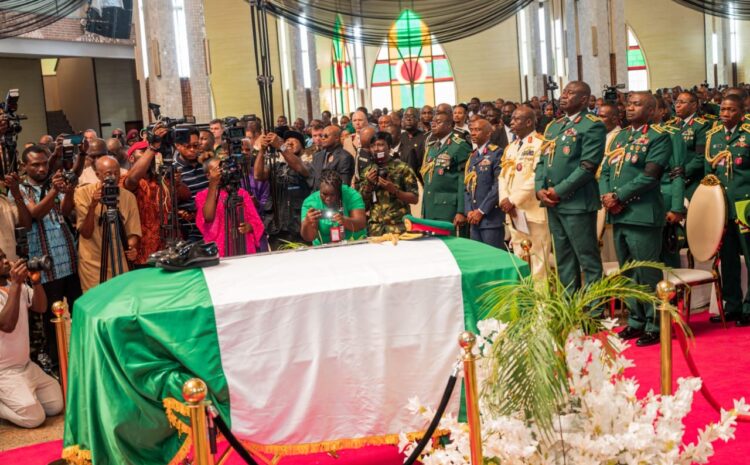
[1,79,750,428]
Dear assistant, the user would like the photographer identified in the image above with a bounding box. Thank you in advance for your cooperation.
[196,158,264,257]
[357,132,418,236]
[173,128,208,242]
[0,249,63,429]
[1,173,32,262]
[209,119,226,158]
[13,146,80,368]
[74,156,141,293]
[123,126,191,266]
[301,169,366,245]
[254,130,310,245]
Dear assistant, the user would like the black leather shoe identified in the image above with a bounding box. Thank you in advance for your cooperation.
[157,242,220,271]
[636,332,660,347]
[710,314,739,323]
[147,240,193,266]
[736,316,750,327]
[618,326,643,340]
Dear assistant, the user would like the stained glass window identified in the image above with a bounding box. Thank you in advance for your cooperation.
[370,9,456,111]
[330,15,357,114]
[627,27,648,91]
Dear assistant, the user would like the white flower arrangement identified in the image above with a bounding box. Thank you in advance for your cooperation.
[400,319,748,465]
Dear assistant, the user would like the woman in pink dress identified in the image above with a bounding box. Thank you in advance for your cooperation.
[196,158,265,257]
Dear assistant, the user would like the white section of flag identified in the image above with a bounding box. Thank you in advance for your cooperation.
[203,239,464,445]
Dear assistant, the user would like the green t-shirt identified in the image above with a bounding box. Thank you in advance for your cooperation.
[301,185,368,245]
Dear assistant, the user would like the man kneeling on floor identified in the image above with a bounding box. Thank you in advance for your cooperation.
[0,248,62,428]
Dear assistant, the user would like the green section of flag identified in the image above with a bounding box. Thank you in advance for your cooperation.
[63,268,228,464]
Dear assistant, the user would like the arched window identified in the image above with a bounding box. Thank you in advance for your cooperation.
[370,9,456,111]
[330,15,357,115]
[627,27,648,91]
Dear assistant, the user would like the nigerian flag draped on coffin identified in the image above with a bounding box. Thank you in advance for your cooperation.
[63,237,526,464]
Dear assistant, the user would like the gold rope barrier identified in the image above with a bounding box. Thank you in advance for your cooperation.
[458,331,483,465]
[51,299,70,407]
[657,280,676,395]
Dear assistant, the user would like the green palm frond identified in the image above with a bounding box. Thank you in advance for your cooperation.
[480,260,689,437]
[275,240,308,250]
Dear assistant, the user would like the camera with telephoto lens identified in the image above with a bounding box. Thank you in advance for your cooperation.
[61,134,83,186]
[15,227,52,272]
[101,175,119,208]
[0,89,26,138]
[603,84,626,103]
[145,102,196,158]
[545,75,558,91]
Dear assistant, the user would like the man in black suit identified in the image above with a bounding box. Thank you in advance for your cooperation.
[309,125,354,190]
[487,106,510,151]
[397,108,427,184]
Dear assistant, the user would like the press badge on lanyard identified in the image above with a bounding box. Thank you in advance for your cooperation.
[330,222,345,242]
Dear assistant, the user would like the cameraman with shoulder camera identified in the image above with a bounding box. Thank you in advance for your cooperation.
[356,132,418,236]
[196,158,265,257]
[0,248,63,428]
[75,156,141,293]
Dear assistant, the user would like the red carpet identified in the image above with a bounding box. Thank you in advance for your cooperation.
[3,311,748,465]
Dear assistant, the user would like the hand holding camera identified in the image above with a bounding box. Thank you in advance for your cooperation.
[305,208,323,223]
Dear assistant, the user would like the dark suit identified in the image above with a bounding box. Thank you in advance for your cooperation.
[309,145,354,190]
[489,125,510,152]
[396,130,427,183]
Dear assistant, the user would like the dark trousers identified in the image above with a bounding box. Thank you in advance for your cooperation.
[470,226,506,250]
[613,224,663,333]
[548,209,603,291]
[36,273,82,373]
[719,220,750,317]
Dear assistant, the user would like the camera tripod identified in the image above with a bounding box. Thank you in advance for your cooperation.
[157,152,182,248]
[224,183,247,257]
[99,204,129,284]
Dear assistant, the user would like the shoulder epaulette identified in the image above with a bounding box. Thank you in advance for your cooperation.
[706,124,723,137]
[533,132,546,141]
[703,113,718,120]
[451,133,463,143]
[651,125,665,134]
[488,144,498,151]
[694,117,707,125]
[586,114,602,123]
[544,119,557,135]
[666,117,679,125]
[555,116,567,123]
[742,123,750,134]
[661,124,679,134]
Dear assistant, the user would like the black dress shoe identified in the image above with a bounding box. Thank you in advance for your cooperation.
[710,314,739,323]
[157,242,220,271]
[636,332,660,347]
[618,326,643,340]
[736,316,750,327]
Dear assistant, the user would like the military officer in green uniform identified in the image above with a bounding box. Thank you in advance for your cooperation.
[535,81,605,291]
[357,132,419,236]
[600,91,672,347]
[655,97,687,268]
[704,94,750,327]
[671,91,709,199]
[421,111,472,230]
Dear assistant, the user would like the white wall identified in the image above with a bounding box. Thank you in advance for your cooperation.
[94,58,142,135]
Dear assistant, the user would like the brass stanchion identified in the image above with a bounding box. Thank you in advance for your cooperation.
[520,239,532,269]
[182,378,215,465]
[656,280,676,395]
[51,299,69,406]
[458,331,483,465]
